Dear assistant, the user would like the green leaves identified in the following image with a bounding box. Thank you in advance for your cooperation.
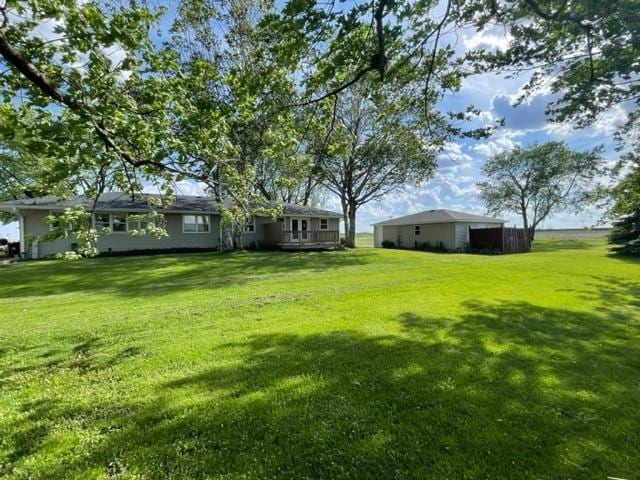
[467,0,640,139]
[478,141,607,236]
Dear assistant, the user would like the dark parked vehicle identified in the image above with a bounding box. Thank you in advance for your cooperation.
[8,242,20,257]
[0,239,20,258]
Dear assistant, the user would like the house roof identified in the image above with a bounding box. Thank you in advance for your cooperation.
[0,193,342,218]
[372,209,504,226]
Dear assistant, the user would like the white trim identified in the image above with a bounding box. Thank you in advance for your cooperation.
[319,218,329,230]
[48,209,73,232]
[18,213,25,254]
[182,214,210,234]
[110,213,128,234]
[290,216,310,241]
[127,214,150,233]
[243,217,256,234]
[93,213,111,232]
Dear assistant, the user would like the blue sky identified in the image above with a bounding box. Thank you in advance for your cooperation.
[0,10,621,240]
[345,25,622,232]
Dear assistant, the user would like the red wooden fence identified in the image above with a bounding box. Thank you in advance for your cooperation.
[469,226,531,254]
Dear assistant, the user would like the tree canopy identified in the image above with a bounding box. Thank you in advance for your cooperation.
[478,141,605,239]
[317,81,438,247]
[0,0,637,253]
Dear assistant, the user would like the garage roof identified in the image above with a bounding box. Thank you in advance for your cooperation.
[372,209,505,226]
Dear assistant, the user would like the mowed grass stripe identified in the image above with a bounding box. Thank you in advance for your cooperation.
[0,239,638,479]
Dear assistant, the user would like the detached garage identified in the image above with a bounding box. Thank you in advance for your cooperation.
[372,209,505,250]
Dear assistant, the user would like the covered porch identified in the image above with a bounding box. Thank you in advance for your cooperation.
[263,214,342,250]
[279,230,340,250]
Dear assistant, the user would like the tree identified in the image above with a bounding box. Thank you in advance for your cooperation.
[464,0,639,142]
[478,142,605,241]
[607,162,640,255]
[0,0,304,253]
[269,0,637,141]
[169,0,326,247]
[317,83,437,248]
[270,0,639,250]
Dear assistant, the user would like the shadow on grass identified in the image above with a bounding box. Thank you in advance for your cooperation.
[0,249,377,300]
[2,336,144,378]
[584,275,640,313]
[607,251,640,264]
[3,301,639,479]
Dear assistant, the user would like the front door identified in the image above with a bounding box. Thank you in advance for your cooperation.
[291,218,309,241]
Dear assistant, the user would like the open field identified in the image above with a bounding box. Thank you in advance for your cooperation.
[0,239,638,479]
[535,228,611,239]
[355,231,374,247]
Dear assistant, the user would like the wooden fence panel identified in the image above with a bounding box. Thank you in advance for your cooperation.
[469,226,530,254]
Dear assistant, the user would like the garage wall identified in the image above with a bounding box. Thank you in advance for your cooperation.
[373,225,383,247]
[380,222,456,250]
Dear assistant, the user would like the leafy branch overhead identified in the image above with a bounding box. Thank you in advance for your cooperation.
[0,0,638,254]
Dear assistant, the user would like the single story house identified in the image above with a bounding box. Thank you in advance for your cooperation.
[372,209,505,250]
[0,193,342,258]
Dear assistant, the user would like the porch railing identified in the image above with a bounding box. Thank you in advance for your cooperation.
[281,230,339,244]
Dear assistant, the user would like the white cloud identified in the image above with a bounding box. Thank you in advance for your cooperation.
[437,142,473,165]
[463,28,511,52]
[472,130,521,158]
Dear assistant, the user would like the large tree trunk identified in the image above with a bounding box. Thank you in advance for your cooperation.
[521,208,535,242]
[340,195,349,246]
[346,201,357,248]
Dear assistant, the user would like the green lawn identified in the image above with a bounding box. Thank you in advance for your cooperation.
[0,240,638,479]
[355,231,374,247]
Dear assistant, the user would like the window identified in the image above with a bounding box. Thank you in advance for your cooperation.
[94,213,129,233]
[243,217,256,233]
[94,214,110,231]
[49,212,72,232]
[128,214,152,232]
[320,218,328,230]
[183,214,209,233]
[111,214,128,233]
[414,225,421,236]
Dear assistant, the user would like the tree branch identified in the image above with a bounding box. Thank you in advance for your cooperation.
[522,0,570,21]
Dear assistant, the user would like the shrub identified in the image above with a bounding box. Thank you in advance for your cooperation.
[414,240,448,252]
[464,242,501,255]
[608,210,640,256]
[54,251,83,260]
[381,240,395,248]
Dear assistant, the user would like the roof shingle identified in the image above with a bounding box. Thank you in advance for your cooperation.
[0,193,342,218]
[372,209,504,226]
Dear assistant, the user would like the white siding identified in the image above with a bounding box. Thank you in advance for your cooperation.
[374,226,383,247]
[380,222,456,250]
[22,210,220,258]
[21,210,340,257]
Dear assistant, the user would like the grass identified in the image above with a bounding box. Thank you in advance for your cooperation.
[0,239,638,479]
[355,231,374,247]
